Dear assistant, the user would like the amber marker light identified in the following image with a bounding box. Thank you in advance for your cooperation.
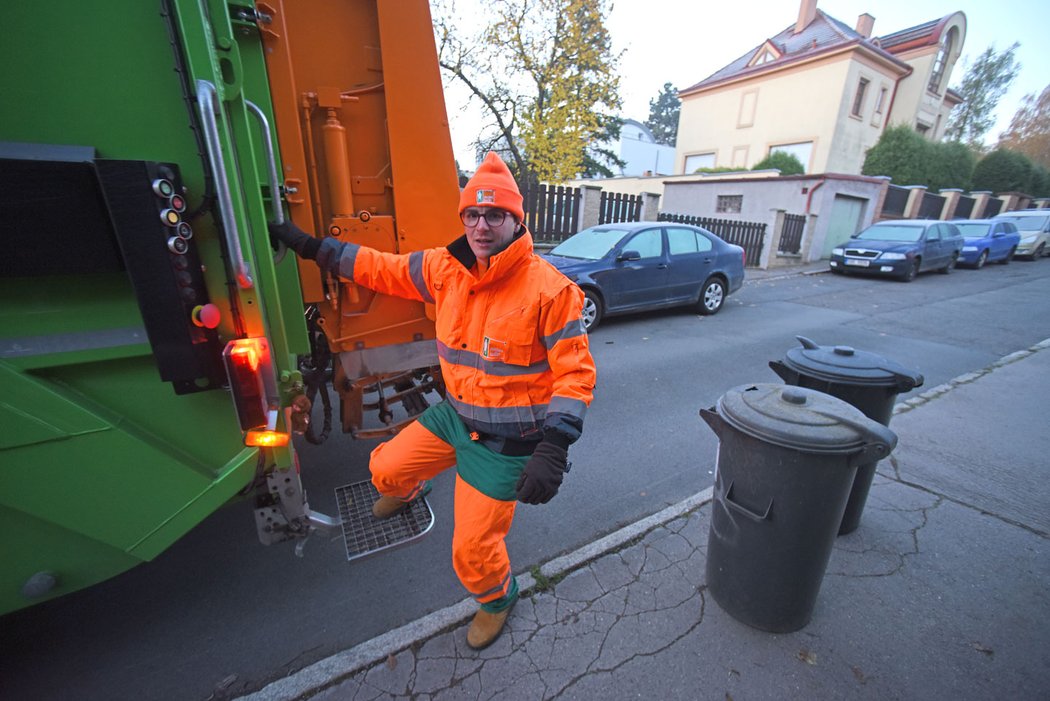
[244,429,290,447]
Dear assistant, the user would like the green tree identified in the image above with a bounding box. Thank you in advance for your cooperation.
[644,82,680,147]
[1030,164,1050,198]
[944,43,1021,147]
[927,141,976,192]
[972,149,1034,193]
[752,151,804,175]
[435,0,622,183]
[862,125,929,185]
[998,84,1050,169]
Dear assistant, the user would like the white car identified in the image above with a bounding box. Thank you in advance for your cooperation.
[992,210,1050,259]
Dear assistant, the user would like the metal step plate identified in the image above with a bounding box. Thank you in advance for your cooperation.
[335,480,434,561]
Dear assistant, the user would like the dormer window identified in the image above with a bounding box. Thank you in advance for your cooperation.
[748,40,782,68]
[928,28,957,94]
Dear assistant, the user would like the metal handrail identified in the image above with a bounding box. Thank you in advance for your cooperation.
[196,79,254,289]
[245,100,284,226]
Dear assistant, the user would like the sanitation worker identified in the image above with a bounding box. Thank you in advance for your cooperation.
[270,152,596,650]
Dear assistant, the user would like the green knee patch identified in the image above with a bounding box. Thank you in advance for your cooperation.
[417,402,527,501]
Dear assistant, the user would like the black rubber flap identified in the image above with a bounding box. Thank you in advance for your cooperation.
[782,336,924,390]
[718,383,885,454]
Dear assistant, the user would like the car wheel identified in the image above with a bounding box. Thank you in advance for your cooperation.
[974,250,988,269]
[901,258,920,282]
[998,246,1015,265]
[1034,243,1046,260]
[581,289,603,332]
[697,277,726,315]
[939,253,957,274]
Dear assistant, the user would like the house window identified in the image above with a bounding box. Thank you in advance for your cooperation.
[851,78,870,117]
[928,28,956,94]
[916,121,930,136]
[684,153,716,173]
[717,195,743,214]
[874,87,887,115]
[770,141,813,172]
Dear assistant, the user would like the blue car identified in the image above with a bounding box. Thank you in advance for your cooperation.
[829,220,964,282]
[542,222,745,331]
[953,219,1021,268]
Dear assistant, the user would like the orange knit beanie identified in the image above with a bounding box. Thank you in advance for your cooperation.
[458,152,524,221]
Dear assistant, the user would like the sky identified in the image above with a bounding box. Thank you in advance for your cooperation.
[438,0,1049,170]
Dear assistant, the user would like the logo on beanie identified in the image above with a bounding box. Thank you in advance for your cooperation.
[476,189,495,205]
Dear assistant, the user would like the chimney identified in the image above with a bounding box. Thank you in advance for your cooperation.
[855,13,875,38]
[796,0,818,34]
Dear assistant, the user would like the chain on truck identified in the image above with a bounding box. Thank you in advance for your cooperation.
[0,0,462,615]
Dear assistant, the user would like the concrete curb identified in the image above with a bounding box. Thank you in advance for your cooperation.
[894,337,1050,415]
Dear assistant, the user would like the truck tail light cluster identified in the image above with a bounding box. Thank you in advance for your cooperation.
[223,338,289,447]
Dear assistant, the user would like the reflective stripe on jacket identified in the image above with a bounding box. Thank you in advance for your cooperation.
[322,229,596,445]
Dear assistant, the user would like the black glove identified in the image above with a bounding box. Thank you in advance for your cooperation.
[515,440,568,505]
[269,220,322,260]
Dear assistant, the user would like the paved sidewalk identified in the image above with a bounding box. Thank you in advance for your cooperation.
[241,339,1050,701]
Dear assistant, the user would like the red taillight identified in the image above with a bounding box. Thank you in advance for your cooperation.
[223,338,284,446]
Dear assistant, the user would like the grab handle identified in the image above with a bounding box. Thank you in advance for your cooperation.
[197,79,254,289]
[245,100,284,226]
[723,481,773,522]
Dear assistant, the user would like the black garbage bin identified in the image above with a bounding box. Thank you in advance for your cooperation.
[700,383,896,633]
[769,336,923,535]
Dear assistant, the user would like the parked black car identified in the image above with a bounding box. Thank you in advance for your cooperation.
[829,220,964,281]
[542,222,745,331]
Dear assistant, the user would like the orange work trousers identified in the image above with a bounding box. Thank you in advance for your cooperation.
[369,419,517,605]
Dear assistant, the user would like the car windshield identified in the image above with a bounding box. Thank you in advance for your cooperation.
[996,215,1048,232]
[954,223,992,238]
[855,225,923,242]
[549,227,629,260]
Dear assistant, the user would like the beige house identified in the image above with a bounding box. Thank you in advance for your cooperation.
[676,0,966,175]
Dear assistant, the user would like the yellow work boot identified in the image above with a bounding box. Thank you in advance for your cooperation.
[466,607,511,650]
[371,495,408,519]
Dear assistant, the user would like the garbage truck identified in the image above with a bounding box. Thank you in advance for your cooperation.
[0,0,460,615]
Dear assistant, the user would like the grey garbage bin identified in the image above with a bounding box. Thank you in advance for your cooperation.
[769,336,923,534]
[700,383,897,633]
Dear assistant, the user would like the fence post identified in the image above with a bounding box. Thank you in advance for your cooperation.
[640,192,661,221]
[578,184,602,231]
[768,209,786,267]
[872,176,891,221]
[801,214,818,262]
[938,189,962,220]
[903,186,928,218]
[969,191,992,218]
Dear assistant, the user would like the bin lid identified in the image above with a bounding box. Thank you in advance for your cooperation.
[717,383,895,454]
[781,336,924,390]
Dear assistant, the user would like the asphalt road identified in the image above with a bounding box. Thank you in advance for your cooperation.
[4,258,1049,700]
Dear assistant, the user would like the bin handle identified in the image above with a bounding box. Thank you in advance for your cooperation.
[723,481,773,522]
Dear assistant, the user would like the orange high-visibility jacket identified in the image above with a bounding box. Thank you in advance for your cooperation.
[319,230,596,450]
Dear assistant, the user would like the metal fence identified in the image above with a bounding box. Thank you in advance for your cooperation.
[599,191,642,224]
[659,212,765,267]
[521,182,581,243]
[882,185,910,217]
[918,192,945,219]
[954,195,975,219]
[981,198,1004,217]
[778,213,806,254]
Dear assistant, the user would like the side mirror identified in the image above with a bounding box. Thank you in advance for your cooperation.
[617,249,642,262]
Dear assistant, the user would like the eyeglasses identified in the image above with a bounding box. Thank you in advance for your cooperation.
[461,209,511,228]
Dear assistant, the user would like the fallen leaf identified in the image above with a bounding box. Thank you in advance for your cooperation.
[971,642,994,657]
[386,653,398,670]
[852,666,867,683]
[797,649,818,665]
